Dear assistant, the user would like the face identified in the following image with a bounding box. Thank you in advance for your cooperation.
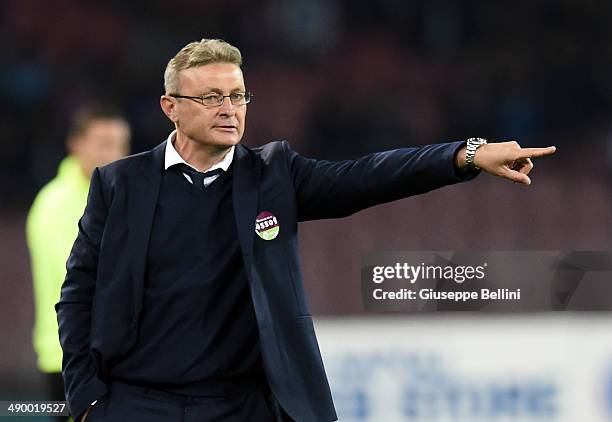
[70,119,130,177]
[161,63,247,149]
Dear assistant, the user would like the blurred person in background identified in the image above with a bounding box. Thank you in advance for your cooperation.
[56,39,555,422]
[26,105,130,421]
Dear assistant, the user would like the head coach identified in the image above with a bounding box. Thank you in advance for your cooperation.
[56,38,556,422]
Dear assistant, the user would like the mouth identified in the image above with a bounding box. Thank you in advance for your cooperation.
[213,125,238,132]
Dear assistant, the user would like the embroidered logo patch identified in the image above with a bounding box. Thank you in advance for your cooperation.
[255,211,279,240]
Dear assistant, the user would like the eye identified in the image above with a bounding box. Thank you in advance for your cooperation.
[230,93,245,101]
[202,93,221,101]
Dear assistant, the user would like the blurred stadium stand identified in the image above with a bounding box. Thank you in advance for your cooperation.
[1,1,611,419]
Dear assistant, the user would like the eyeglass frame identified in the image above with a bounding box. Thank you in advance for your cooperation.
[167,91,253,107]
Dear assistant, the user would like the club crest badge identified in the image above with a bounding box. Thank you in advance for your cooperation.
[255,211,279,240]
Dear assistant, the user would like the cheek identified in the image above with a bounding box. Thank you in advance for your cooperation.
[192,112,216,129]
[238,111,247,132]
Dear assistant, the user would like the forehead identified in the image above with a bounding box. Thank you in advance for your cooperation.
[178,63,244,92]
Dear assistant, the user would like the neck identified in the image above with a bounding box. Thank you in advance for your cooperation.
[71,154,93,180]
[173,131,233,172]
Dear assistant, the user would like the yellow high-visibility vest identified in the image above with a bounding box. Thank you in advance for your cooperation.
[26,156,89,373]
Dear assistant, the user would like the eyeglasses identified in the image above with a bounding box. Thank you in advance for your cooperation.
[168,92,253,107]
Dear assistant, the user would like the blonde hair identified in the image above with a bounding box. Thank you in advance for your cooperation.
[164,38,242,94]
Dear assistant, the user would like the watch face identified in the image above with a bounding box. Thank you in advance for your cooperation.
[467,138,487,150]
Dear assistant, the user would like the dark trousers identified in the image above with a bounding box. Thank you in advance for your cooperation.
[45,372,69,422]
[84,381,293,422]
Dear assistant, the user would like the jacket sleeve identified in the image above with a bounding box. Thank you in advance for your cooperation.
[284,140,479,221]
[55,167,109,419]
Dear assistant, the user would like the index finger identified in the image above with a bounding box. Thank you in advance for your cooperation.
[516,146,557,159]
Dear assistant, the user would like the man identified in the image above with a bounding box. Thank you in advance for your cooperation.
[56,39,556,422]
[26,105,130,421]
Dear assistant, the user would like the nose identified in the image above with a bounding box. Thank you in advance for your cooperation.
[218,96,236,115]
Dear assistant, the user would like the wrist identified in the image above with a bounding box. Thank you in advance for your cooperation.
[455,145,467,170]
[465,137,487,170]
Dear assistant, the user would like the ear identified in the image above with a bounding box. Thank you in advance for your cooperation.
[160,95,178,123]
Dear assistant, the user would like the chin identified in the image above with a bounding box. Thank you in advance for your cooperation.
[193,135,240,149]
[214,135,242,147]
[213,138,240,148]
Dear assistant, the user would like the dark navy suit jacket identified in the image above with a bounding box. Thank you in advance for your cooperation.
[56,139,477,421]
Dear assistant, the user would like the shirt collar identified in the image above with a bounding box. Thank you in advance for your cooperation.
[163,130,235,172]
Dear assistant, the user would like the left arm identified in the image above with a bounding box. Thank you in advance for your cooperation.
[285,140,478,221]
[285,139,556,221]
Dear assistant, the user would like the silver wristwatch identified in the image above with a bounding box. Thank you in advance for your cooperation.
[465,137,487,169]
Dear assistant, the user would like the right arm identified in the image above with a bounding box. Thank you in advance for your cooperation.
[55,168,109,420]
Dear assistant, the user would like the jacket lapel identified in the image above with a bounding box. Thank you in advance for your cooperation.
[128,141,165,317]
[233,144,261,281]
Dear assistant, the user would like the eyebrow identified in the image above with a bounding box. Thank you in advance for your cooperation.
[200,87,246,94]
